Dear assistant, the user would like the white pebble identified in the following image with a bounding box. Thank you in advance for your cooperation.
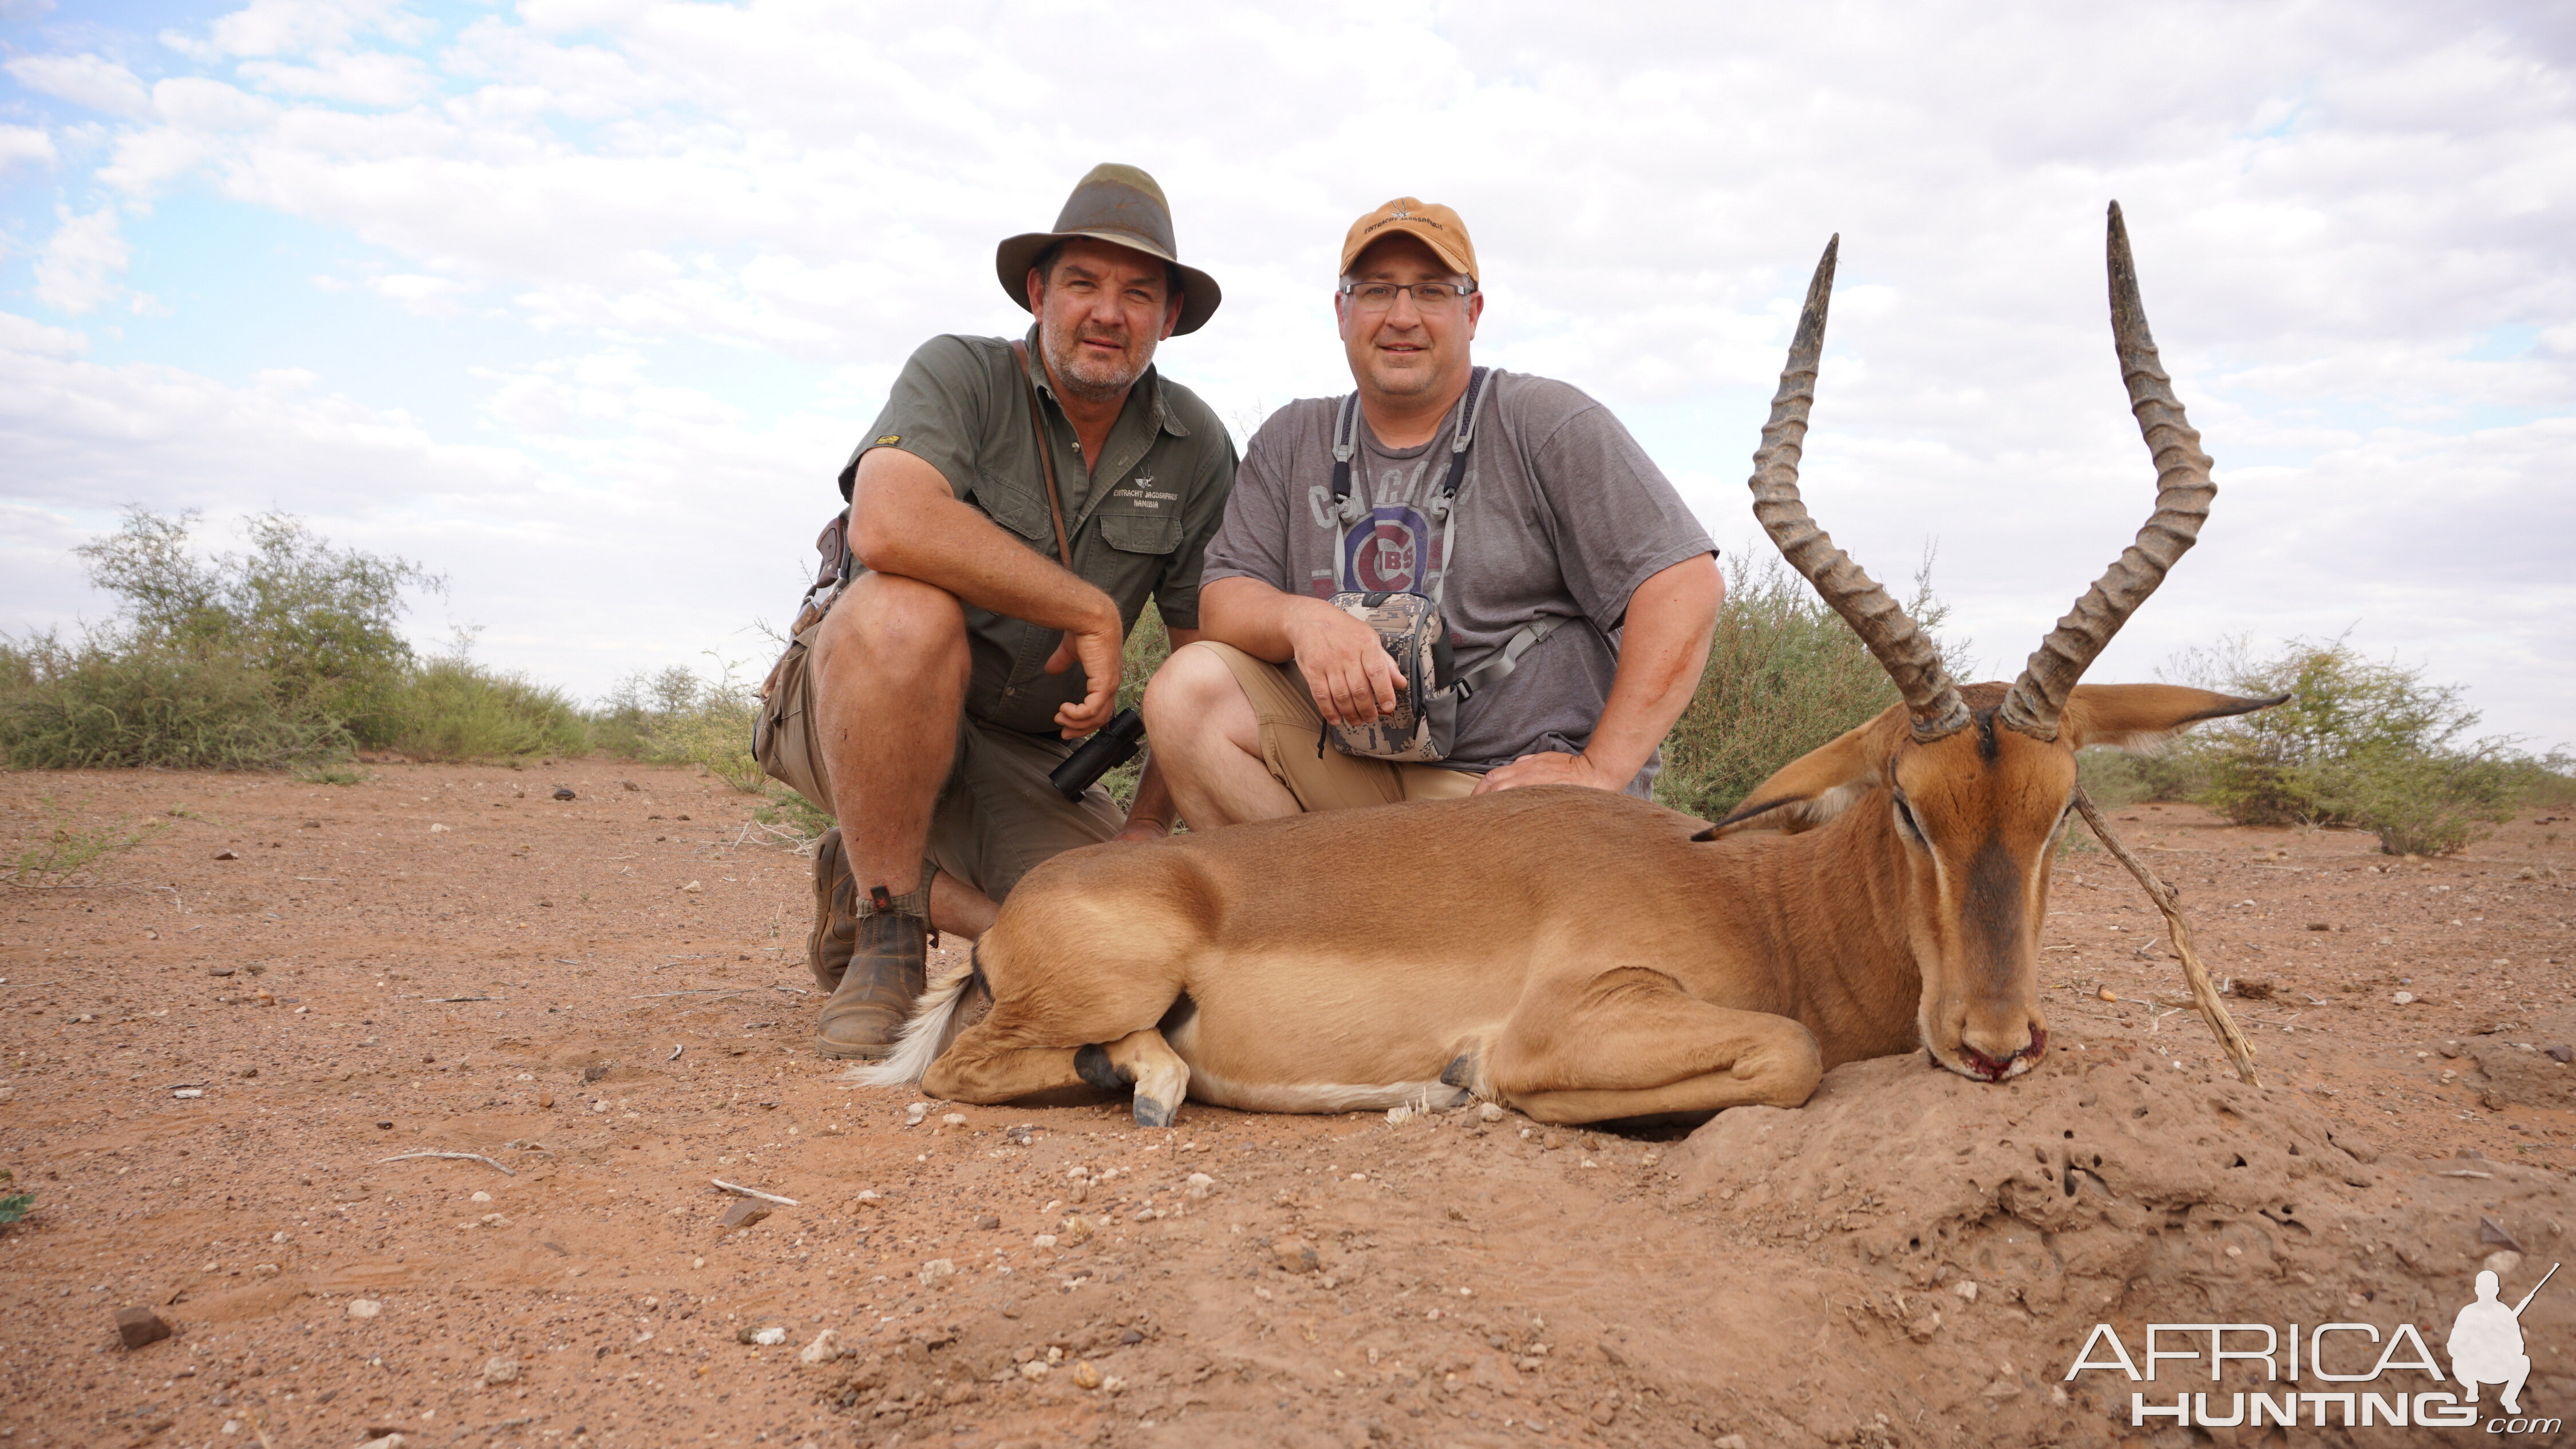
[347,1298,382,1319]
[2392,991,2416,1005]
[750,1325,787,1346]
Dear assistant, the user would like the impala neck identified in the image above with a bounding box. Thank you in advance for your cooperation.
[1761,787,1928,1068]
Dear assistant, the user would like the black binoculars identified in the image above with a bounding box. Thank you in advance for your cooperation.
[1049,707,1146,801]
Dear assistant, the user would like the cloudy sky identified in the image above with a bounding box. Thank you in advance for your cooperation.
[3,0,2571,744]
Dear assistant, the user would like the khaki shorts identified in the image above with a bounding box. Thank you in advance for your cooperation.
[758,605,1123,905]
[919,716,1126,905]
[1189,640,1480,811]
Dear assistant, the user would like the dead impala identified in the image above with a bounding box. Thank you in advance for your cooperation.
[861,204,2281,1127]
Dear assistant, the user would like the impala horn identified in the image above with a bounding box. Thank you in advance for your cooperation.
[1750,235,1971,741]
[1997,203,2217,741]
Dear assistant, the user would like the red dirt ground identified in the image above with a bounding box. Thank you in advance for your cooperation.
[2,765,2570,1449]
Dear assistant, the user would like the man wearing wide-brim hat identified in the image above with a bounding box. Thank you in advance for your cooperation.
[775,164,1234,1060]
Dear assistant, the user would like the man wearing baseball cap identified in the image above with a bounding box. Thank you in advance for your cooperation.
[776,164,1234,1059]
[1143,197,1720,824]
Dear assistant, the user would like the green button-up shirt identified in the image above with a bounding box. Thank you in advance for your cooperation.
[839,326,1236,735]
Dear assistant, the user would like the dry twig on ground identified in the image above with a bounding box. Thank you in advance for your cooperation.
[2073,788,2259,1085]
[712,1178,798,1206]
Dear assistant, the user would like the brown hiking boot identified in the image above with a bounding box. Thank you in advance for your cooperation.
[815,881,929,1060]
[807,827,858,992]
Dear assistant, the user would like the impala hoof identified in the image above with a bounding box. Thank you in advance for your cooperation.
[1132,1094,1178,1129]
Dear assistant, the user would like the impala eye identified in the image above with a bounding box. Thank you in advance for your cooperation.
[1891,792,1926,845]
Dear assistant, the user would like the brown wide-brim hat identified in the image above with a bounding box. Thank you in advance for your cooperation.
[995,163,1222,336]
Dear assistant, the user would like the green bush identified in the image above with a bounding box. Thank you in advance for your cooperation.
[382,657,591,762]
[0,509,611,771]
[596,662,765,789]
[2161,635,2557,854]
[77,508,440,731]
[2334,742,2527,857]
[593,658,837,841]
[0,632,351,769]
[1657,552,1970,822]
[2073,747,2151,810]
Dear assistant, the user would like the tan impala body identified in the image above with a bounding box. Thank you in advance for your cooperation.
[863,205,2281,1126]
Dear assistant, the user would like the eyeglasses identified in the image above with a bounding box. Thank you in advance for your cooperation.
[1339,280,1476,312]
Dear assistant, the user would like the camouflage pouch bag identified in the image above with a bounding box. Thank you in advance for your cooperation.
[1323,590,1459,762]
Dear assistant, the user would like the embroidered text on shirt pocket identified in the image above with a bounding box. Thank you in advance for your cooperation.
[1099,512,1182,555]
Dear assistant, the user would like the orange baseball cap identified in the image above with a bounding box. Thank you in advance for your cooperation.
[1339,197,1479,284]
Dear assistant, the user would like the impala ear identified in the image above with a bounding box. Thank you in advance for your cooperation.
[2058,683,2289,753]
[1691,707,1902,841]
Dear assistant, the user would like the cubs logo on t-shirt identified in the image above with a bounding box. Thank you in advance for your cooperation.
[1342,504,1441,593]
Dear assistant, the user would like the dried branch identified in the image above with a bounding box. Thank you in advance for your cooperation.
[712,1178,799,1206]
[2072,788,2258,1085]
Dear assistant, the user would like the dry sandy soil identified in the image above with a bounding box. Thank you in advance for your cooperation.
[2,763,2571,1449]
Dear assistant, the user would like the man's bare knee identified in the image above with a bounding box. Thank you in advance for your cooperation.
[1143,642,1255,743]
[817,574,968,679]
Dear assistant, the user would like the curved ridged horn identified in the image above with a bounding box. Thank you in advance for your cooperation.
[1998,203,2217,741]
[1751,235,1971,741]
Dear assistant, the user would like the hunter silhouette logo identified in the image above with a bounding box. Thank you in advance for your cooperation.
[2064,1261,2559,1432]
[2452,1263,2555,1415]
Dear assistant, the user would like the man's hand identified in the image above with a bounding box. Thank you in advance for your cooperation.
[1044,600,1124,737]
[1471,750,1626,795]
[1283,599,1402,726]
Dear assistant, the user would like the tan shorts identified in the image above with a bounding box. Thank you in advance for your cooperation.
[919,715,1126,905]
[1188,640,1480,811]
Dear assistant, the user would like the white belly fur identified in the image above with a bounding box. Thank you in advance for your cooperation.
[1180,1060,1473,1115]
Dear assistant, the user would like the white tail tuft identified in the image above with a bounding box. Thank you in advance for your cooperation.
[850,955,977,1088]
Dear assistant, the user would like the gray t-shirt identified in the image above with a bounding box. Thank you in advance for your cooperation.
[1202,370,1712,794]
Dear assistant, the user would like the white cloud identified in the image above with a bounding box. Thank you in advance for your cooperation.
[5,53,154,115]
[238,49,437,107]
[0,124,56,172]
[366,271,477,316]
[150,76,282,131]
[33,205,130,314]
[0,311,89,358]
[168,0,430,61]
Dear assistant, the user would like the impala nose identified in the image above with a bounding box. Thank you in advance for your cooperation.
[1956,1026,2048,1082]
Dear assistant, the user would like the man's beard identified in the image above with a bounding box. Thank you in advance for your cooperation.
[1042,324,1153,406]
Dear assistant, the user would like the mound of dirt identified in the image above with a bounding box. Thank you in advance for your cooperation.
[1673,1047,2574,1438]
